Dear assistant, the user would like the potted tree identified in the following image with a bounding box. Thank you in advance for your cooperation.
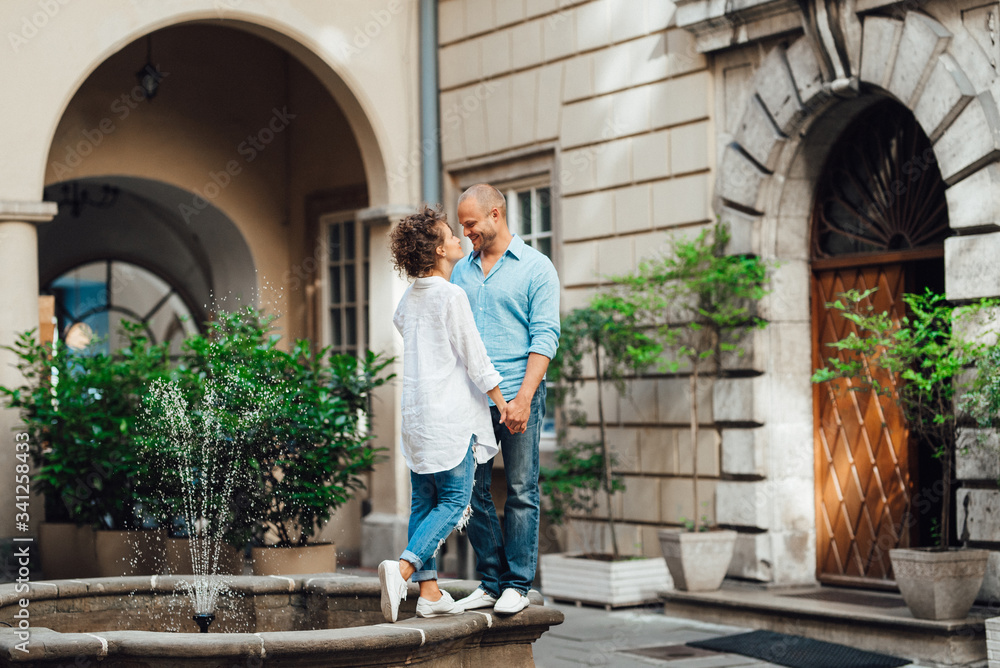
[251,345,392,575]
[616,222,770,591]
[2,330,101,579]
[139,307,393,577]
[1,323,172,578]
[540,296,671,607]
[812,288,991,620]
[183,308,395,575]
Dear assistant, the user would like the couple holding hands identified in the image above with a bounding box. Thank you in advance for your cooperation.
[379,183,560,622]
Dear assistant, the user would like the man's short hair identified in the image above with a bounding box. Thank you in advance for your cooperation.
[458,183,506,219]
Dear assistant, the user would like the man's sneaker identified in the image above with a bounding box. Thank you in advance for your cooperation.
[416,590,462,618]
[455,587,497,610]
[493,588,530,614]
[378,559,408,622]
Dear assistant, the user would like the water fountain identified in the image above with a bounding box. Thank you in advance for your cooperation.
[0,347,563,665]
[142,377,261,634]
[0,575,560,666]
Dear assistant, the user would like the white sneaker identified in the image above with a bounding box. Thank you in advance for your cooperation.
[416,590,462,618]
[378,559,408,622]
[455,587,497,610]
[493,588,530,614]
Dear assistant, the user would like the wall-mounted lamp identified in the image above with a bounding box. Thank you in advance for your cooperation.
[57,182,120,217]
[136,35,165,100]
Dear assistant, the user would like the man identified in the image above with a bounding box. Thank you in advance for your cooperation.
[451,183,560,615]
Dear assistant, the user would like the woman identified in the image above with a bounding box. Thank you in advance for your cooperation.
[379,206,507,622]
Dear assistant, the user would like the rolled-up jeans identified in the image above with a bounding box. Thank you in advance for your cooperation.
[467,382,545,596]
[400,441,475,582]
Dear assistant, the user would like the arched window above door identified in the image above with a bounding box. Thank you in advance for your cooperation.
[811,100,949,261]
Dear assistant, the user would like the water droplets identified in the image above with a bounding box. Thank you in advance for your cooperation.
[141,376,279,618]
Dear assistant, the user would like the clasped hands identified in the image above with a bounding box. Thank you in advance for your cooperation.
[497,394,530,434]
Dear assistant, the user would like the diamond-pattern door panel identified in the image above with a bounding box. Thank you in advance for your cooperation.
[812,266,911,583]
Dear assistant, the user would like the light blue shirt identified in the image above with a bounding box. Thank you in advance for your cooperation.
[452,235,560,400]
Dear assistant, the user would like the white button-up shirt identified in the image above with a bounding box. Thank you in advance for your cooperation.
[393,276,502,474]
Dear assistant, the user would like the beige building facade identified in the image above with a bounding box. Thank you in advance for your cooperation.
[0,0,418,567]
[675,0,1000,594]
[433,0,722,569]
[435,0,1000,596]
[2,0,999,597]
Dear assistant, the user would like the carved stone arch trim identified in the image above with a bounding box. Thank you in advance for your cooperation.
[717,9,999,239]
[717,34,833,219]
[709,7,1000,587]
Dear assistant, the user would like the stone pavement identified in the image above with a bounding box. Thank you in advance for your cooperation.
[532,598,926,668]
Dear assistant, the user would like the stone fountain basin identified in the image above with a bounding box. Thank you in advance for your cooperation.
[0,575,562,667]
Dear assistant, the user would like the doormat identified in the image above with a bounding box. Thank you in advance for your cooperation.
[687,630,910,668]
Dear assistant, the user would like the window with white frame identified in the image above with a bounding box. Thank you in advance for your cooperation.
[322,214,369,357]
[457,161,558,445]
[499,182,556,443]
[504,184,553,261]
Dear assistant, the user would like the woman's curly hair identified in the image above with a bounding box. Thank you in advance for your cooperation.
[389,206,449,279]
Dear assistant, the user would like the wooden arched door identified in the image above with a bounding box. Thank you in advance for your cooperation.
[810,100,949,586]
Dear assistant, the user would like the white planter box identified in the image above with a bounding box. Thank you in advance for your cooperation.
[540,552,672,608]
[987,617,1000,668]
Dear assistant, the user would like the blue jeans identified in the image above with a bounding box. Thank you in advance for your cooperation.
[401,443,475,582]
[467,382,545,596]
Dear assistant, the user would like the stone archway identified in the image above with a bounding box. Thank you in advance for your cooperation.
[41,176,259,322]
[720,12,997,236]
[42,21,376,341]
[26,8,394,208]
[0,3,418,545]
[712,10,998,585]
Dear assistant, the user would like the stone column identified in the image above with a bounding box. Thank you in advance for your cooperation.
[0,201,57,551]
[357,206,411,568]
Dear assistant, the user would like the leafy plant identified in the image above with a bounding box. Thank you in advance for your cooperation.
[171,307,394,548]
[1,322,171,529]
[259,345,392,547]
[811,288,989,547]
[612,222,770,531]
[542,297,652,559]
[3,306,395,553]
[680,506,712,533]
[168,307,292,547]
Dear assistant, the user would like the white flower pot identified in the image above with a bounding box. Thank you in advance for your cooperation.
[890,547,989,620]
[164,536,245,575]
[39,523,98,579]
[94,529,166,577]
[658,529,737,592]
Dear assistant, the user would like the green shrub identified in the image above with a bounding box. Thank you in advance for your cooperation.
[3,307,394,549]
[1,322,171,529]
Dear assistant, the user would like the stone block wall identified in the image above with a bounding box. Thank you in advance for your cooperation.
[437,0,716,560]
[956,429,1000,603]
[702,0,1000,587]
